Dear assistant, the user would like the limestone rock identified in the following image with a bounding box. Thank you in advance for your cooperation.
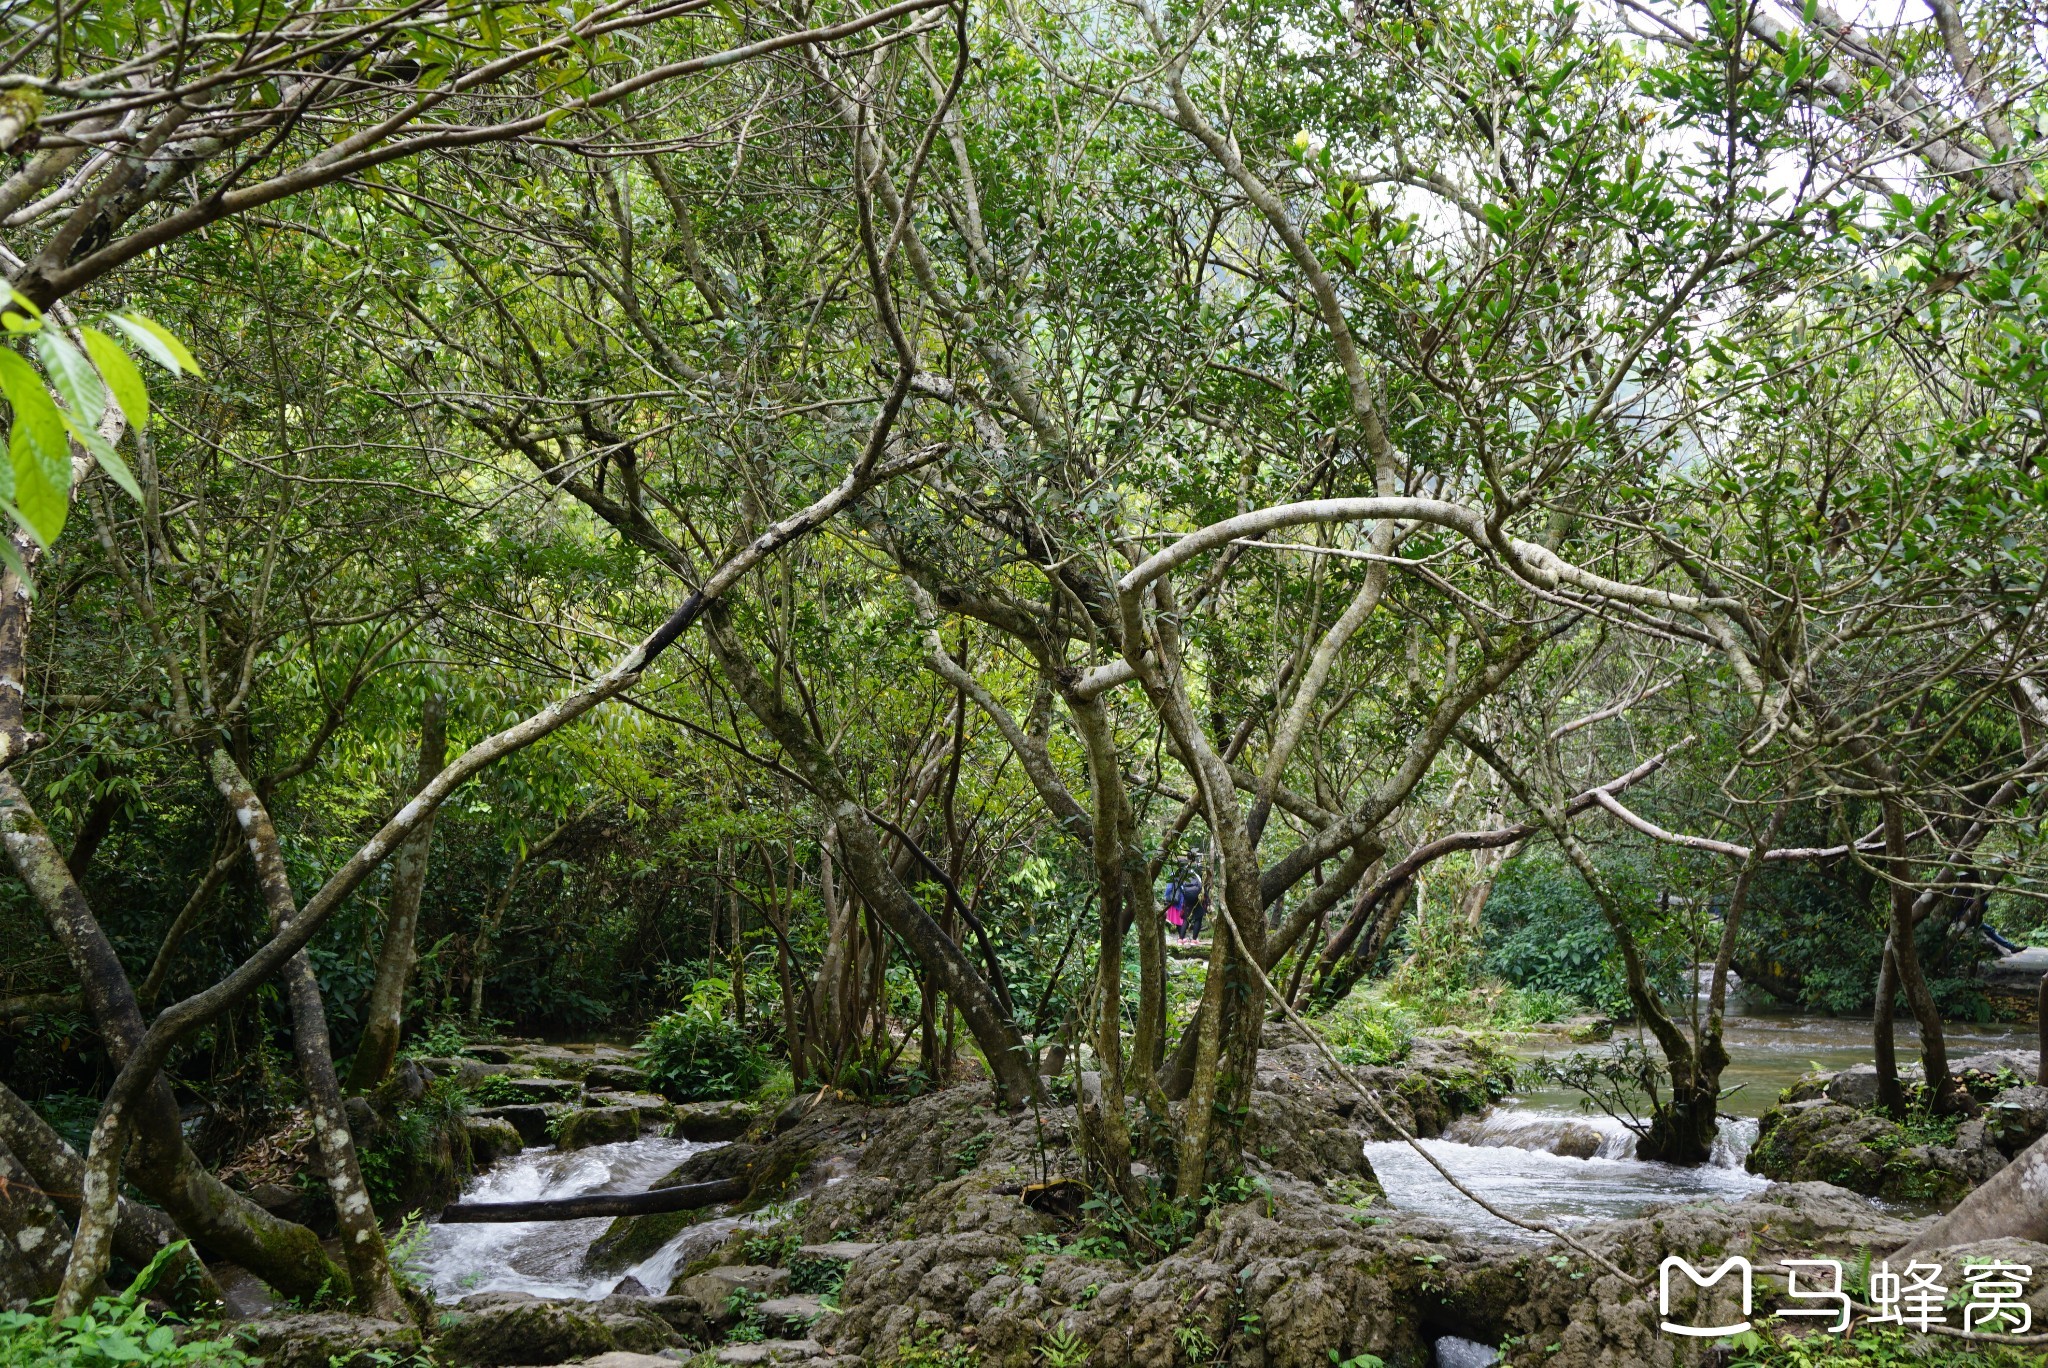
[587,1062,649,1091]
[1986,1085,2048,1156]
[672,1098,759,1141]
[557,1105,643,1150]
[795,1242,879,1262]
[670,1264,791,1322]
[716,1339,826,1365]
[475,1103,568,1146]
[575,1355,681,1368]
[591,1091,675,1127]
[586,1207,709,1274]
[434,1292,618,1365]
[417,1056,537,1088]
[1748,1100,2006,1203]
[1822,1062,1913,1109]
[492,1075,583,1104]
[754,1293,829,1338]
[465,1115,524,1168]
[236,1313,421,1368]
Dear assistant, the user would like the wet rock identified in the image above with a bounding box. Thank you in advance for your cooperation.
[673,1099,759,1141]
[462,1044,519,1064]
[434,1292,619,1365]
[1986,1085,2048,1156]
[586,1207,712,1274]
[237,1312,421,1368]
[493,1076,584,1104]
[1748,1100,2006,1203]
[466,1116,524,1168]
[476,1104,568,1146]
[671,1263,791,1316]
[755,1294,829,1338]
[715,1339,826,1365]
[796,1241,879,1262]
[587,1062,649,1091]
[557,1106,643,1150]
[1822,1062,1911,1109]
[593,1092,675,1127]
[575,1355,681,1368]
[418,1056,538,1088]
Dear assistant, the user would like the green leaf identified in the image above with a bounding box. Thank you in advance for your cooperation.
[0,347,71,544]
[63,411,141,501]
[81,326,149,431]
[106,313,202,376]
[34,331,106,428]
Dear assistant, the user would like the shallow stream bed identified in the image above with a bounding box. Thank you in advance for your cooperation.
[1367,1002,2025,1236]
[417,1134,738,1301]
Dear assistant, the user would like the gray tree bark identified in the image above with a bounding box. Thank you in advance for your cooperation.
[349,694,448,1093]
[0,1081,219,1308]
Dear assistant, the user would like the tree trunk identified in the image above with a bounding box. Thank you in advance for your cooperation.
[1874,940,1904,1113]
[0,1082,220,1309]
[349,694,447,1094]
[703,607,1037,1106]
[206,749,405,1319]
[2037,973,2047,1086]
[1071,697,1135,1192]
[0,776,347,1309]
[0,1135,80,1304]
[1895,1127,2048,1254]
[1878,792,1970,1115]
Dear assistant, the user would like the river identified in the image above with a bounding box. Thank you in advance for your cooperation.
[1365,1002,2027,1237]
[417,1004,2026,1294]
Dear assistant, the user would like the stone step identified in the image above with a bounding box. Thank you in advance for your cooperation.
[587,1061,649,1090]
[752,1294,828,1337]
[672,1264,790,1316]
[715,1339,825,1366]
[793,1242,877,1262]
[672,1099,758,1142]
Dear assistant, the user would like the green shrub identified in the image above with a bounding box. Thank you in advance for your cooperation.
[640,1008,770,1100]
[0,1243,256,1367]
[1316,997,1416,1066]
[469,1073,536,1106]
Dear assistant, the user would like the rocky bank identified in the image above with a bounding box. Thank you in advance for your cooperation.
[243,1031,2048,1368]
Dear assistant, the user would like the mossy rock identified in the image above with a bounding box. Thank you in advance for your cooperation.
[587,1207,708,1274]
[556,1105,641,1150]
[433,1296,616,1365]
[1747,1101,1993,1204]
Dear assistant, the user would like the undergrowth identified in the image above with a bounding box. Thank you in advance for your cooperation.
[0,1243,255,1368]
[1724,1323,2048,1366]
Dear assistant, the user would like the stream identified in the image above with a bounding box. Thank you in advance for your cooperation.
[1366,1001,2027,1238]
[416,1135,749,1302]
[416,1004,2028,1293]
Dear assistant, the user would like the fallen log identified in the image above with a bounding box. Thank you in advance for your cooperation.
[436,1176,747,1223]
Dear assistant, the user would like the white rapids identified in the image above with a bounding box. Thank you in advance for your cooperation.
[414,1135,755,1302]
[1364,1110,1767,1240]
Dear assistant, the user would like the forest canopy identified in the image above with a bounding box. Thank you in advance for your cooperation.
[1,0,2046,1348]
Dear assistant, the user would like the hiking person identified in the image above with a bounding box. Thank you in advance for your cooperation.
[1179,867,1207,942]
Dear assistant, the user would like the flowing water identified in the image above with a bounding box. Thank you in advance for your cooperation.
[416,1135,754,1302]
[416,1003,2028,1295]
[1365,997,2028,1239]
